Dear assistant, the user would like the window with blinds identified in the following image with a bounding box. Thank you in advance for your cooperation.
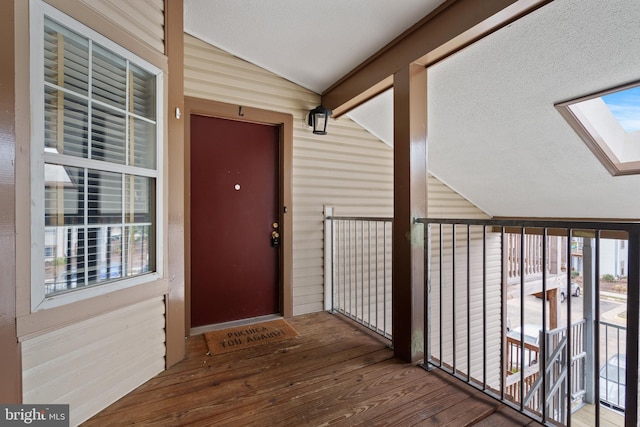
[40,15,159,297]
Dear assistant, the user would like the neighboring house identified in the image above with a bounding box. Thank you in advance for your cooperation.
[571,237,628,278]
[601,239,628,278]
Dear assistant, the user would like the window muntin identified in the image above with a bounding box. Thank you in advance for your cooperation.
[35,5,161,305]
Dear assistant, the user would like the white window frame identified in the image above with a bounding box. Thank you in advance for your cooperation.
[29,0,164,312]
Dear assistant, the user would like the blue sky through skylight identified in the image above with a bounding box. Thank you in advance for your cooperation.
[601,86,640,133]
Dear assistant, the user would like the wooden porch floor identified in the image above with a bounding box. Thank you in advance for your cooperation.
[83,312,542,426]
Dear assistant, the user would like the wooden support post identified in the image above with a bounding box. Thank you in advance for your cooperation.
[546,288,558,330]
[165,0,186,368]
[392,63,427,363]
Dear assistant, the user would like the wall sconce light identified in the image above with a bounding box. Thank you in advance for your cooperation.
[308,105,332,135]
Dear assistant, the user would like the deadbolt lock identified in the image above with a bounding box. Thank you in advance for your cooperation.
[271,227,281,248]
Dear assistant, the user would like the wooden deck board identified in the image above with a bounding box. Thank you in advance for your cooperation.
[83,312,542,426]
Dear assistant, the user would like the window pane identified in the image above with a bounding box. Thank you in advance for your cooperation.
[123,225,152,276]
[87,170,122,224]
[130,63,156,119]
[130,118,156,169]
[44,226,82,296]
[45,89,88,158]
[44,18,89,95]
[45,164,84,226]
[125,176,154,223]
[92,43,126,109]
[86,226,123,286]
[92,104,126,164]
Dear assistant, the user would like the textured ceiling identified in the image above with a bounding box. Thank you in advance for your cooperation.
[428,0,640,218]
[184,0,640,219]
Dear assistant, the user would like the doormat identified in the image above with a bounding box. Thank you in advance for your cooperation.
[204,319,299,356]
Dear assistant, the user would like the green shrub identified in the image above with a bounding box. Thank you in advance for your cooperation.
[602,274,615,282]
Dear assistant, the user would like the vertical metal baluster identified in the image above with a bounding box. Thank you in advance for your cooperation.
[483,225,487,390]
[340,220,344,313]
[501,226,506,401]
[335,220,340,313]
[520,227,525,411]
[368,222,371,328]
[332,219,337,312]
[343,221,347,315]
[425,221,431,369]
[617,327,621,408]
[349,220,352,318]
[605,324,610,405]
[383,221,387,338]
[541,228,548,422]
[467,224,471,382]
[453,224,457,374]
[594,231,601,424]
[337,221,341,314]
[440,223,443,368]
[375,221,379,333]
[567,229,573,427]
[354,220,358,320]
[360,220,363,323]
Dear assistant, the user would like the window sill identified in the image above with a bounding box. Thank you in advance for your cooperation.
[17,276,169,341]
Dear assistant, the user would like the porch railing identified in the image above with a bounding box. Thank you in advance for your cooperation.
[507,233,546,283]
[416,217,639,427]
[325,215,393,340]
[520,320,587,425]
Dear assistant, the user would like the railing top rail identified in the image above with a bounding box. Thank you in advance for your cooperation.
[326,216,393,222]
[600,319,627,330]
[547,319,587,336]
[415,217,640,232]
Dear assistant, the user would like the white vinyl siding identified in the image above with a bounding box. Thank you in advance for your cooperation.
[184,34,394,315]
[77,0,165,54]
[22,297,166,426]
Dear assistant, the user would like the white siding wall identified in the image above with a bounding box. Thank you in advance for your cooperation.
[184,34,394,315]
[22,298,166,426]
[78,0,165,53]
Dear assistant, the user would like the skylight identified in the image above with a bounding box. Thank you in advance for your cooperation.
[556,82,640,176]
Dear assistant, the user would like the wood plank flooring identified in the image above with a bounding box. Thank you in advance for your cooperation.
[83,312,541,426]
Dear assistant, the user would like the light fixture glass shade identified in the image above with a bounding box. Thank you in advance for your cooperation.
[308,105,332,135]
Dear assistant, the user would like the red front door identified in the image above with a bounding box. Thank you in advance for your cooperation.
[190,114,280,327]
